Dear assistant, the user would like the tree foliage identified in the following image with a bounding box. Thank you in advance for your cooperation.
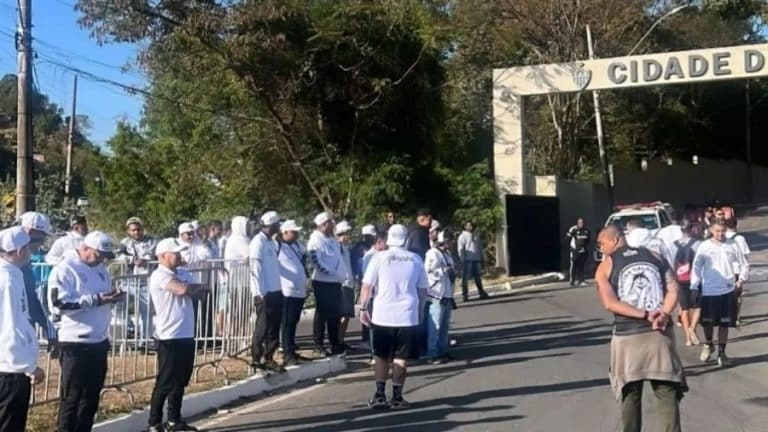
[68,0,768,262]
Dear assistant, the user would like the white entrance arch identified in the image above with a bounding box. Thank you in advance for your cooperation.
[493,42,768,273]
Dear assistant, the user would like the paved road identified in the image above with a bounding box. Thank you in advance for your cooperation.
[195,216,768,432]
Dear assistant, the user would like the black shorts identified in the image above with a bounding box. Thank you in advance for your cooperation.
[700,291,737,327]
[678,283,693,310]
[371,325,418,360]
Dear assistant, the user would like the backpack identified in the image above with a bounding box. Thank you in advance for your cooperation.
[673,239,696,283]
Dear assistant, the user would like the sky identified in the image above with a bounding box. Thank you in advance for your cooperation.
[0,0,144,147]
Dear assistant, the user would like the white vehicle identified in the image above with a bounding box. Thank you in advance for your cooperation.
[604,202,673,235]
[594,203,673,262]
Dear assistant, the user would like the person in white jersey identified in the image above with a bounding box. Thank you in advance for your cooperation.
[0,227,44,432]
[691,219,749,367]
[307,212,347,356]
[359,224,428,410]
[249,211,284,373]
[725,218,750,326]
[48,231,124,432]
[45,215,88,265]
[425,231,456,364]
[146,238,208,432]
[276,220,308,366]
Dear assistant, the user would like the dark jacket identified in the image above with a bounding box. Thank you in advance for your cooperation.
[406,225,430,260]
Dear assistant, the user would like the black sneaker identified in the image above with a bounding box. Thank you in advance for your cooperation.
[249,362,268,374]
[478,293,490,300]
[146,425,164,432]
[390,397,411,410]
[283,356,299,367]
[368,393,389,410]
[166,421,198,432]
[331,345,347,355]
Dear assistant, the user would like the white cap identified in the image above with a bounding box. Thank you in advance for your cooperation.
[430,219,441,233]
[178,222,196,235]
[361,224,376,236]
[156,237,188,255]
[314,212,333,226]
[19,211,53,235]
[280,219,302,233]
[125,216,144,227]
[83,231,116,259]
[261,211,281,226]
[335,221,351,235]
[190,220,200,230]
[387,224,408,247]
[0,226,31,252]
[437,231,446,244]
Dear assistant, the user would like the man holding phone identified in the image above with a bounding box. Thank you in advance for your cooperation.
[48,231,125,432]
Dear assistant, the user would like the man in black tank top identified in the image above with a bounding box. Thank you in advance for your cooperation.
[595,225,687,432]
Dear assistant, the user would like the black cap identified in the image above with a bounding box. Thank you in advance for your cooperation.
[416,208,432,217]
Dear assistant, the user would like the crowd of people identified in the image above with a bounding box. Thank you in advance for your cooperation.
[591,206,750,432]
[0,207,490,431]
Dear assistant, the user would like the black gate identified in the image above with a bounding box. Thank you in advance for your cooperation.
[506,195,561,275]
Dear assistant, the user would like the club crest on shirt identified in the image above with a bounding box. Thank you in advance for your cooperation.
[617,262,663,311]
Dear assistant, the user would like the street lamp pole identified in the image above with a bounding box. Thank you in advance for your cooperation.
[585,25,613,211]
[586,4,692,211]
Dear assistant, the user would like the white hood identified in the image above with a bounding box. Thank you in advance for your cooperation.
[626,228,652,248]
[224,216,251,261]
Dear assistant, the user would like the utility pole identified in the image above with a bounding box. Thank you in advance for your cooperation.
[586,25,614,210]
[65,75,78,197]
[15,0,33,218]
[746,79,753,203]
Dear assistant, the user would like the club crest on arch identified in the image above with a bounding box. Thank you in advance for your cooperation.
[571,63,592,90]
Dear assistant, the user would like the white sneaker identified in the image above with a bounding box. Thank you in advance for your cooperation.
[700,344,712,362]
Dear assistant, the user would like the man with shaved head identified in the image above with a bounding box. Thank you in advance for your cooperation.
[595,225,686,432]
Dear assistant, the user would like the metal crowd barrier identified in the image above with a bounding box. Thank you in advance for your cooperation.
[29,259,255,407]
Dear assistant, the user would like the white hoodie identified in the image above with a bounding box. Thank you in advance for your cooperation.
[45,231,84,265]
[224,216,251,263]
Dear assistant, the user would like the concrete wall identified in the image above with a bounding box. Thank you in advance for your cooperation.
[613,158,768,207]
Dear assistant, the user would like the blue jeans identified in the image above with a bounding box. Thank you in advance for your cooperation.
[426,299,452,359]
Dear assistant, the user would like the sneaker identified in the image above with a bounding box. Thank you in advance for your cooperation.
[462,297,470,302]
[717,353,731,367]
[283,356,299,367]
[430,357,445,365]
[146,425,164,432]
[700,344,713,362]
[312,348,329,358]
[368,357,376,366]
[249,362,267,374]
[264,361,286,373]
[390,397,411,410]
[689,331,701,346]
[331,345,347,355]
[368,393,389,410]
[478,293,490,300]
[166,421,198,432]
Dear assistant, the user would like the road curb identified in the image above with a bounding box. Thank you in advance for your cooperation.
[92,356,347,432]
[464,272,565,297]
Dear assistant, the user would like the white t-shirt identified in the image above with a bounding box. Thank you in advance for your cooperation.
[180,239,213,284]
[249,232,281,297]
[691,239,749,296]
[277,241,307,298]
[362,246,428,327]
[48,250,112,343]
[726,230,751,256]
[306,231,346,283]
[150,265,195,340]
[45,231,84,265]
[656,224,683,266]
[0,258,38,374]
